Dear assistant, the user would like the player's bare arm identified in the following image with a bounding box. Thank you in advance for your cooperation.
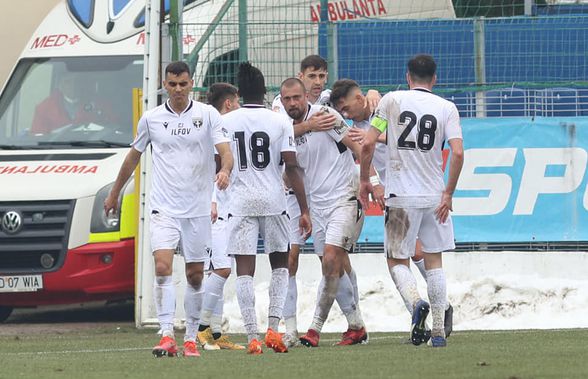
[435,138,464,224]
[358,127,383,210]
[104,147,142,215]
[364,89,382,112]
[293,112,338,137]
[211,201,218,224]
[347,127,366,144]
[282,151,312,240]
[214,141,233,190]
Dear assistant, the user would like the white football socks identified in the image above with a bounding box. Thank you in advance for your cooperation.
[268,268,289,330]
[154,275,175,335]
[236,275,258,342]
[310,275,339,333]
[389,264,421,315]
[283,275,298,334]
[336,272,364,329]
[348,268,360,305]
[426,268,447,337]
[200,273,226,327]
[412,258,427,281]
[184,282,203,342]
[211,298,224,334]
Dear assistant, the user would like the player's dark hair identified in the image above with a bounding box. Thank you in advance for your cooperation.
[280,77,306,94]
[207,82,238,112]
[237,62,266,104]
[330,79,360,106]
[165,61,191,77]
[407,54,436,83]
[300,55,328,72]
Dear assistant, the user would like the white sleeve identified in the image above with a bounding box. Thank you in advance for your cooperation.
[444,103,462,141]
[281,119,297,153]
[373,92,393,123]
[272,95,288,115]
[130,115,150,152]
[323,106,349,143]
[210,107,230,145]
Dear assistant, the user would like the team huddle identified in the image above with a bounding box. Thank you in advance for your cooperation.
[103,53,464,357]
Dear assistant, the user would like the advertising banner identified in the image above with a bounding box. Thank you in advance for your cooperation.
[358,117,588,244]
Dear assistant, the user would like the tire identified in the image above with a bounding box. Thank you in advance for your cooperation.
[0,306,13,322]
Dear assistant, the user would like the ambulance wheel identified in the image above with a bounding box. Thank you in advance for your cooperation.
[0,306,13,322]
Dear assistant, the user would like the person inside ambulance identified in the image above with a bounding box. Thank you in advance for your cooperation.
[31,72,118,135]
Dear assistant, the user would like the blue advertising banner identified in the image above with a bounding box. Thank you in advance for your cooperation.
[357,117,588,244]
[453,117,588,242]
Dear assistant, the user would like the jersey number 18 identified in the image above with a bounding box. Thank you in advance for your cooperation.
[234,131,271,170]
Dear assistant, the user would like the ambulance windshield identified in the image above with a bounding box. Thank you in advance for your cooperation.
[0,56,143,149]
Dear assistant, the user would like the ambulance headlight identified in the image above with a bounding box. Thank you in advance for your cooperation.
[91,182,121,233]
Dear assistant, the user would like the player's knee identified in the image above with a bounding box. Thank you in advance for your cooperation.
[321,253,341,277]
[215,268,231,279]
[186,269,204,287]
[154,261,172,276]
[423,252,442,270]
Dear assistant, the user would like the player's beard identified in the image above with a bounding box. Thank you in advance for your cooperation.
[286,106,305,121]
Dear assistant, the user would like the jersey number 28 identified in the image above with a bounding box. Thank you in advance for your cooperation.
[234,131,270,170]
[397,111,437,151]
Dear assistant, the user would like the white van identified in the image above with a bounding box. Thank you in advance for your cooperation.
[0,0,454,322]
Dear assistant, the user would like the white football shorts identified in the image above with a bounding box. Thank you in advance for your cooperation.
[209,217,233,270]
[384,206,455,259]
[225,213,290,255]
[288,215,305,246]
[150,211,211,263]
[311,196,364,256]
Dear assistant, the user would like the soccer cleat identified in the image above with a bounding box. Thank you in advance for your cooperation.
[404,328,431,345]
[423,328,431,343]
[215,335,245,350]
[410,300,430,346]
[445,304,454,338]
[429,336,447,348]
[299,329,320,348]
[152,336,178,357]
[182,340,201,357]
[197,327,221,351]
[264,328,288,353]
[282,332,299,348]
[247,338,263,355]
[335,327,368,346]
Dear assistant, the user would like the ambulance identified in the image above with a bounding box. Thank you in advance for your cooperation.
[0,0,454,322]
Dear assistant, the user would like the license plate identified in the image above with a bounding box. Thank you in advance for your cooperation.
[0,275,43,293]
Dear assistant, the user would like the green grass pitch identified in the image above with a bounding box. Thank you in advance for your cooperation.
[1,328,586,379]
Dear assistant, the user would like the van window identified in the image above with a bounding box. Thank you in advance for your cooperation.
[0,56,143,149]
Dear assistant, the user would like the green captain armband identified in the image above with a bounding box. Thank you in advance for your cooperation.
[371,116,388,133]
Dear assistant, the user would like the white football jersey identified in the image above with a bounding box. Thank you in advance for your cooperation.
[132,99,229,217]
[295,104,357,209]
[371,88,462,208]
[272,89,331,115]
[223,104,296,216]
[353,116,387,184]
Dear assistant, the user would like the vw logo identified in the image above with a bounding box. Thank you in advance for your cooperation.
[2,211,23,234]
